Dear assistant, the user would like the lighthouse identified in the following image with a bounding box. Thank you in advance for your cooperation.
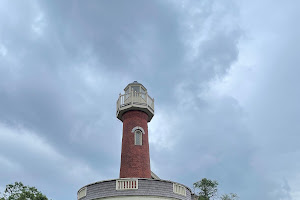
[77,82,192,200]
[116,81,154,178]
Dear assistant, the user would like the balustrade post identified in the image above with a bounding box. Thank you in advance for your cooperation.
[119,93,121,108]
[153,98,155,110]
[131,90,133,105]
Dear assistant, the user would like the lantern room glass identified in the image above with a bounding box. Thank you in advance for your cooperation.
[131,86,140,93]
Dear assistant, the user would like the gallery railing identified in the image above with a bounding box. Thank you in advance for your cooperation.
[117,91,154,115]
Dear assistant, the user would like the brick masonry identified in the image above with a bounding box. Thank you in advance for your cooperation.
[120,110,151,178]
[79,179,192,200]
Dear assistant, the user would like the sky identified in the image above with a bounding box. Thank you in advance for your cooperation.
[0,0,300,199]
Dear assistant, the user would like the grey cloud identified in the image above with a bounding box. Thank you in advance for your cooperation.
[0,0,246,199]
[2,0,298,200]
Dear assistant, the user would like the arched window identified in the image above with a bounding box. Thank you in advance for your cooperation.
[135,130,142,145]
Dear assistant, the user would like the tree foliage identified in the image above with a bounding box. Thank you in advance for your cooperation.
[193,178,238,200]
[0,182,48,200]
[193,178,219,200]
[220,193,239,200]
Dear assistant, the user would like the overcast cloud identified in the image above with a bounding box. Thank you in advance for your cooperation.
[0,0,300,199]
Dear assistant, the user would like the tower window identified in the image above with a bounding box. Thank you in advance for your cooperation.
[131,86,140,93]
[135,130,142,145]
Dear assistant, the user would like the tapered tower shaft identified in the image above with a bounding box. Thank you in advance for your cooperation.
[120,110,151,178]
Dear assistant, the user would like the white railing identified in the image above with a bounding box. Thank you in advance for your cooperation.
[173,183,186,196]
[116,179,138,190]
[117,91,154,114]
[77,187,87,199]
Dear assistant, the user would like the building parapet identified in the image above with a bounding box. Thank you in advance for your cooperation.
[78,178,191,200]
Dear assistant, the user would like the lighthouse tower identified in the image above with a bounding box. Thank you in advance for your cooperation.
[116,81,154,178]
[77,82,192,200]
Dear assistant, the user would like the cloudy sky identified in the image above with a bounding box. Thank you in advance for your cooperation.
[0,0,300,199]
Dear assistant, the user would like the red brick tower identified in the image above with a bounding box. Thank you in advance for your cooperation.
[116,81,155,178]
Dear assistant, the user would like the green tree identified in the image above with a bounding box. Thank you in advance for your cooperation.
[193,178,219,200]
[220,193,239,200]
[0,182,48,200]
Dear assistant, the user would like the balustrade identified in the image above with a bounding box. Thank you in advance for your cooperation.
[116,179,138,190]
[117,91,154,114]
